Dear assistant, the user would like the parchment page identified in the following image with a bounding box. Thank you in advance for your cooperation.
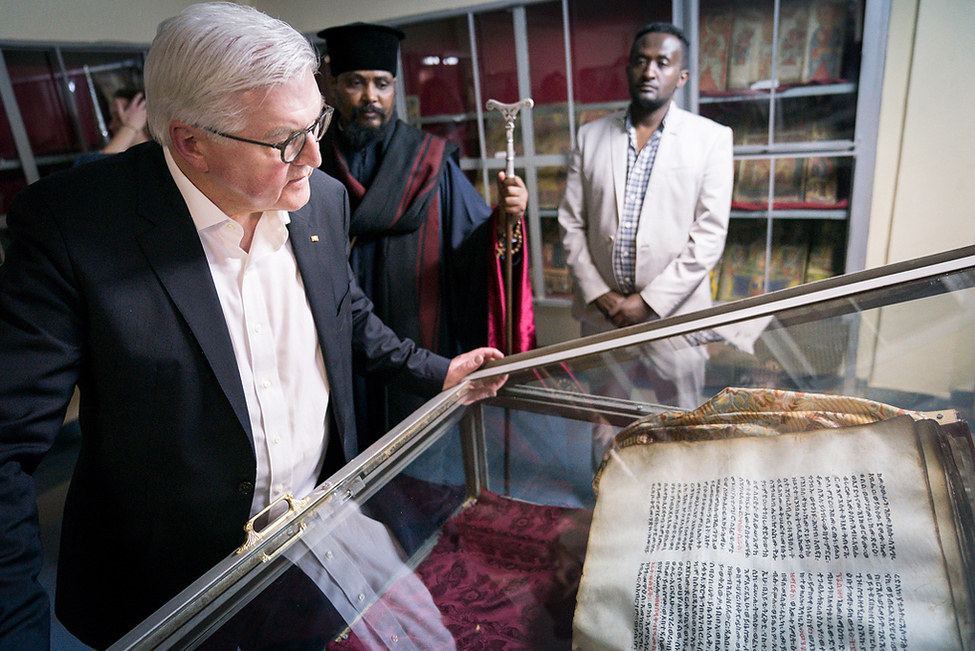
[573,415,963,651]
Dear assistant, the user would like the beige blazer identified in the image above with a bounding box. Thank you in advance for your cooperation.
[559,104,733,334]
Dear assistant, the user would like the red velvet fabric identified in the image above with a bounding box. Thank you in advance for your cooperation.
[330,491,589,650]
[731,199,849,211]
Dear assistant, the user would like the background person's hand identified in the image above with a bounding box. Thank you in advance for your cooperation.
[609,294,656,328]
[496,172,527,221]
[594,290,625,318]
[117,92,148,133]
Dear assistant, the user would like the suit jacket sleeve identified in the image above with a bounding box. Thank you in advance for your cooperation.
[348,263,450,395]
[314,173,450,394]
[0,184,83,649]
[558,120,614,305]
[294,171,450,456]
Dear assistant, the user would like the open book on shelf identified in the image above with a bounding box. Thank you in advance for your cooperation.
[573,389,975,650]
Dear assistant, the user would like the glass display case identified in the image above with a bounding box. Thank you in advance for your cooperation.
[112,245,975,650]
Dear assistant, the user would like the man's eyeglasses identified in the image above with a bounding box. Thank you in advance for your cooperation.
[202,104,334,163]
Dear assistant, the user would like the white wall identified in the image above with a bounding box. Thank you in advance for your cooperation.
[0,0,202,44]
[867,0,975,268]
[0,0,492,44]
[860,0,975,398]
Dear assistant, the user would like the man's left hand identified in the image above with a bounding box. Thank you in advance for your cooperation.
[444,347,505,390]
[496,172,527,221]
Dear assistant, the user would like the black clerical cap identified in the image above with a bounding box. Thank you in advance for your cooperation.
[317,22,405,76]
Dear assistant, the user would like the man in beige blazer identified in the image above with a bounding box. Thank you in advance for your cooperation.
[559,22,733,407]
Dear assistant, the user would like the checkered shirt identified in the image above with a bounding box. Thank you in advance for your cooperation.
[613,111,667,294]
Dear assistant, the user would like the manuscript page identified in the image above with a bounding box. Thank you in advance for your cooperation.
[573,415,969,650]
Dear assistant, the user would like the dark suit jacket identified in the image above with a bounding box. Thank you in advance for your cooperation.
[0,142,449,650]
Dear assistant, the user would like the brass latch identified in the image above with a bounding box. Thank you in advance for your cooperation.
[235,493,310,562]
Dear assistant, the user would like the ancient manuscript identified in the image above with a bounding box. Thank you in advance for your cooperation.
[573,415,974,650]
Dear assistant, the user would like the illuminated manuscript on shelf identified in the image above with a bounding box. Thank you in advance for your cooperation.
[699,4,733,92]
[803,0,848,82]
[727,4,774,90]
[776,0,810,86]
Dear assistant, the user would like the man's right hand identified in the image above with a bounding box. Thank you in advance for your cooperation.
[443,347,504,390]
[496,171,528,222]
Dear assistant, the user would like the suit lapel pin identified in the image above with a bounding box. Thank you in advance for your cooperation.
[310,235,319,242]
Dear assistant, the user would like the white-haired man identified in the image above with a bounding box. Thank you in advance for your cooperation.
[0,4,500,648]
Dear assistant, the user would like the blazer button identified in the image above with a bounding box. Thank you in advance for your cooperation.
[238,481,254,495]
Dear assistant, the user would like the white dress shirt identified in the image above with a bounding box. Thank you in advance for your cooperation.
[165,148,330,517]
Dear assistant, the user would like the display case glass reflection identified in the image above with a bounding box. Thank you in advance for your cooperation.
[113,247,975,651]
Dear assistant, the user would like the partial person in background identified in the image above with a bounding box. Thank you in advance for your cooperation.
[75,87,150,165]
[559,22,733,408]
[104,88,151,153]
[316,22,534,445]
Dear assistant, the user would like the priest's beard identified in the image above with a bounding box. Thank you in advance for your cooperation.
[339,107,395,151]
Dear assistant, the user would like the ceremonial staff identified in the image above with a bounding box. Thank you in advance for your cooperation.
[485,97,533,355]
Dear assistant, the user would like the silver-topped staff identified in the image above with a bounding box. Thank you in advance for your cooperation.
[485,97,533,355]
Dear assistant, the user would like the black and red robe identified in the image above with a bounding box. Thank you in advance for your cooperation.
[320,119,535,446]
